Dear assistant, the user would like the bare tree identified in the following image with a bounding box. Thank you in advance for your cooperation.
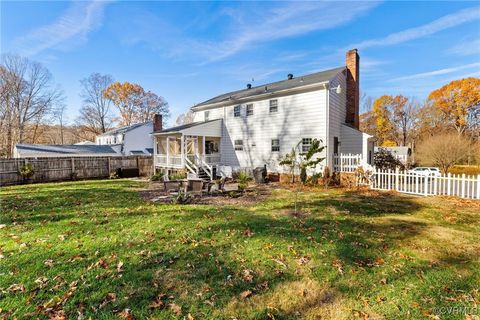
[76,73,114,135]
[137,91,170,125]
[0,54,62,156]
[416,133,472,173]
[175,110,195,126]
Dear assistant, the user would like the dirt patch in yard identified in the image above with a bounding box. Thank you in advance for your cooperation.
[138,182,276,206]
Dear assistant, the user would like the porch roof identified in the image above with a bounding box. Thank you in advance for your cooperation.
[152,119,222,137]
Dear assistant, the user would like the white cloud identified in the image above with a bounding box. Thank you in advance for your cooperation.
[447,38,480,56]
[203,2,378,62]
[14,0,111,56]
[389,62,480,82]
[349,7,480,50]
[123,2,378,64]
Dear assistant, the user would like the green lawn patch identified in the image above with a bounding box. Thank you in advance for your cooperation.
[1,180,479,319]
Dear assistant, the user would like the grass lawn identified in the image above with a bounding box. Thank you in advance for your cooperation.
[1,179,479,319]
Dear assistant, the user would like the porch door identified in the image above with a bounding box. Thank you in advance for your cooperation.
[185,136,198,164]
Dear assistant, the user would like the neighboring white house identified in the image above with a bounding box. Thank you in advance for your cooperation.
[96,122,154,156]
[152,49,374,179]
[374,146,412,165]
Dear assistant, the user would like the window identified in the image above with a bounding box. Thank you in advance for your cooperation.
[246,104,254,116]
[333,137,339,154]
[234,105,241,117]
[269,99,278,113]
[204,111,209,121]
[302,138,312,152]
[234,140,244,151]
[271,139,280,152]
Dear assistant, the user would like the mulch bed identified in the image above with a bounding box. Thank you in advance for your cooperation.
[138,182,277,205]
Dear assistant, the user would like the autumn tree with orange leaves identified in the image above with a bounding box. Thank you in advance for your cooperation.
[427,77,480,135]
[103,82,169,126]
[371,95,418,146]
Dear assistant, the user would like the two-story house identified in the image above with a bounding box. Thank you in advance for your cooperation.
[96,122,154,156]
[152,49,374,179]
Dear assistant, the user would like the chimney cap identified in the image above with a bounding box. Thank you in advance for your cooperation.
[287,73,294,80]
[246,83,252,89]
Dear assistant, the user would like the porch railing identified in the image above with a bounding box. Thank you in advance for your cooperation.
[155,155,183,168]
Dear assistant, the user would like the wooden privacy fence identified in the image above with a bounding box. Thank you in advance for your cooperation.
[0,156,153,187]
[371,169,480,200]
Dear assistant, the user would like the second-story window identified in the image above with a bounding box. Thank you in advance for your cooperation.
[204,111,210,121]
[234,105,241,117]
[246,104,254,116]
[269,99,278,113]
[271,139,280,152]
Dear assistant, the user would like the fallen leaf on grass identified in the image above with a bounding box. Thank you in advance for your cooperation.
[117,261,124,273]
[118,308,135,320]
[240,290,252,299]
[7,283,26,293]
[169,303,182,316]
[148,293,166,309]
[242,269,253,283]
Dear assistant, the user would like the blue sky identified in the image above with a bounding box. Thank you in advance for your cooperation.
[1,1,480,126]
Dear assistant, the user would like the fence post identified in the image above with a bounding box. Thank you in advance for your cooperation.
[447,173,451,196]
[477,175,480,200]
[395,167,399,191]
[461,174,466,198]
[71,158,75,175]
[107,157,111,174]
[340,154,343,172]
[424,174,428,196]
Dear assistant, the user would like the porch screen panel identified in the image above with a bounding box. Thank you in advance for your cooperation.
[169,138,181,155]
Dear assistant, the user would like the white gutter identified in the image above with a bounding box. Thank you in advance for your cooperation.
[325,83,330,168]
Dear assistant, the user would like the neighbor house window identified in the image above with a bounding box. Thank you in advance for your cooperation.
[204,111,210,121]
[271,139,280,152]
[269,99,278,113]
[246,104,254,116]
[234,140,244,151]
[302,138,312,152]
[234,105,241,117]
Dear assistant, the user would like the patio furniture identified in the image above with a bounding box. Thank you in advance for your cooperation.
[164,180,182,192]
[187,179,203,195]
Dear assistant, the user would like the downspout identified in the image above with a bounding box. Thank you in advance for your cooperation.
[325,83,330,169]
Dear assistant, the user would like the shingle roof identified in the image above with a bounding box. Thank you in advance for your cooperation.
[15,144,119,156]
[98,122,151,137]
[193,66,345,108]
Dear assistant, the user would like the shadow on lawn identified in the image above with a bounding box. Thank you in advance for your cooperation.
[4,185,478,319]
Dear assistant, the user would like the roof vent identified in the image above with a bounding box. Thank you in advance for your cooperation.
[287,73,294,80]
[246,83,252,89]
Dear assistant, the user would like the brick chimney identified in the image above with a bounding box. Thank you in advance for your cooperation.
[153,114,162,132]
[346,49,360,129]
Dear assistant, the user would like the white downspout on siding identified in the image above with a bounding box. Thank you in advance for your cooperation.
[325,84,330,168]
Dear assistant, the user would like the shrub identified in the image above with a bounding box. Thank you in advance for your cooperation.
[236,171,251,191]
[309,172,322,185]
[151,172,164,181]
[169,170,186,180]
[374,149,403,170]
[19,163,34,180]
[173,190,193,204]
[448,165,480,176]
[109,171,119,179]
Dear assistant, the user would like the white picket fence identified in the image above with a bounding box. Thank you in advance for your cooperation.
[333,153,363,172]
[371,169,480,200]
